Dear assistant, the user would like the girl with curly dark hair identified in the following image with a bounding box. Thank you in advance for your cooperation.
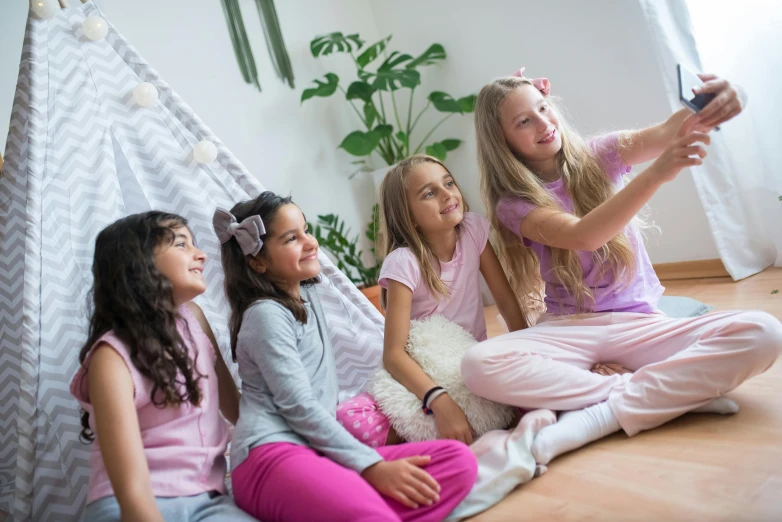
[70,211,257,522]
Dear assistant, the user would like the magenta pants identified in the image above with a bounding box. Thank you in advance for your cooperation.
[231,440,477,522]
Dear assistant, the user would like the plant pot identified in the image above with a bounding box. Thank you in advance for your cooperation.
[360,284,384,316]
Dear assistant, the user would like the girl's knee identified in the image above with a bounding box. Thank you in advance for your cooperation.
[723,311,782,373]
[437,440,478,491]
[460,344,489,393]
[744,311,782,363]
[461,342,537,398]
[460,341,496,396]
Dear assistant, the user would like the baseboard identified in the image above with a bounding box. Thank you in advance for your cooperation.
[653,259,729,281]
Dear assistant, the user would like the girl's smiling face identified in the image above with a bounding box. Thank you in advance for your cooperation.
[500,84,562,162]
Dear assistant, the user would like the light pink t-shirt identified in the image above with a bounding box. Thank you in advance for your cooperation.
[496,133,665,316]
[379,212,490,341]
[70,304,229,503]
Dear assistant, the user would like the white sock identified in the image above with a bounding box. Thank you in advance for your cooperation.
[531,401,620,466]
[691,396,739,415]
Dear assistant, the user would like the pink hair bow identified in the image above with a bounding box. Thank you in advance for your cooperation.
[511,67,551,96]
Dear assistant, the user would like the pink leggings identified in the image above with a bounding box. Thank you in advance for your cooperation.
[232,440,477,522]
[462,310,782,436]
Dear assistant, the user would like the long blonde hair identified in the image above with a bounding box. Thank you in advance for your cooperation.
[377,155,469,309]
[475,77,637,318]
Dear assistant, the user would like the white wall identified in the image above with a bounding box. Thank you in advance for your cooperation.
[368,0,721,264]
[1,0,721,264]
[0,0,383,252]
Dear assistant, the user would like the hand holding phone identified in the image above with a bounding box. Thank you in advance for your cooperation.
[678,64,715,112]
[678,64,721,132]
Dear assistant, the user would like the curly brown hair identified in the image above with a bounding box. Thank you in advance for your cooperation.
[78,211,204,443]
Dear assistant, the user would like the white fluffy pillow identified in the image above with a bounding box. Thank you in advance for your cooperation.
[368,315,516,442]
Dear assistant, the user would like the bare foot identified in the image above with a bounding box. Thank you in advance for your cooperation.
[590,363,633,376]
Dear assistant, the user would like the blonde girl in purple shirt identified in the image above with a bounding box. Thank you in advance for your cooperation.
[461,69,782,465]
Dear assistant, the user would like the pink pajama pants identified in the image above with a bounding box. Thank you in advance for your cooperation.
[231,441,477,522]
[461,310,782,436]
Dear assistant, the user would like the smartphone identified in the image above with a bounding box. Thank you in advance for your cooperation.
[677,64,714,112]
[677,63,719,130]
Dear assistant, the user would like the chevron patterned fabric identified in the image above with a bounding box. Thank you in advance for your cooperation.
[0,2,385,520]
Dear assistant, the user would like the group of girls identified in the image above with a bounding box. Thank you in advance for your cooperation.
[72,69,781,521]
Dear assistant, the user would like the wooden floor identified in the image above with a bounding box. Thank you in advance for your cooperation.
[471,268,782,522]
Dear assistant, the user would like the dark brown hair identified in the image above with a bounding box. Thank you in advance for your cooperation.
[220,192,319,361]
[79,211,203,442]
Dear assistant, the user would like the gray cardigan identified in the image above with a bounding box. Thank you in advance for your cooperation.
[230,286,383,473]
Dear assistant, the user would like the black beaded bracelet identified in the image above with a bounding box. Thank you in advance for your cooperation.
[422,386,443,415]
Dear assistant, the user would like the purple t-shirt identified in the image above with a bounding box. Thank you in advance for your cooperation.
[496,133,664,315]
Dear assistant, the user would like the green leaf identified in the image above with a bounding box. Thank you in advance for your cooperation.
[313,211,377,284]
[253,0,296,88]
[339,130,384,156]
[406,43,446,68]
[442,138,461,151]
[301,73,339,103]
[310,32,364,57]
[338,124,393,157]
[356,35,392,68]
[425,142,448,160]
[396,131,408,146]
[374,124,393,138]
[458,94,477,113]
[220,0,262,91]
[364,103,377,127]
[346,81,376,103]
[365,204,380,242]
[369,52,420,91]
[357,69,372,83]
[428,91,463,113]
[425,139,461,161]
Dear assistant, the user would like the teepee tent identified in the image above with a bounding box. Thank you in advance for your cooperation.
[0,2,384,519]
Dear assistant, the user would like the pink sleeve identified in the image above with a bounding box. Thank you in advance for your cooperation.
[461,212,490,254]
[69,333,147,409]
[378,248,421,293]
[588,132,632,184]
[496,196,536,247]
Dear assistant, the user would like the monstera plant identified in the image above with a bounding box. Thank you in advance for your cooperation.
[301,32,476,175]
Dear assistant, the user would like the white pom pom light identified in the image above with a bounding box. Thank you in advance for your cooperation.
[31,0,59,20]
[132,82,159,107]
[193,141,218,164]
[82,15,108,41]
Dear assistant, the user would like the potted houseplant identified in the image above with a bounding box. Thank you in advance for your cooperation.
[301,32,476,175]
[310,204,384,313]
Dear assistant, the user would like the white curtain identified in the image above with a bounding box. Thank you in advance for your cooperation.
[638,0,782,279]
